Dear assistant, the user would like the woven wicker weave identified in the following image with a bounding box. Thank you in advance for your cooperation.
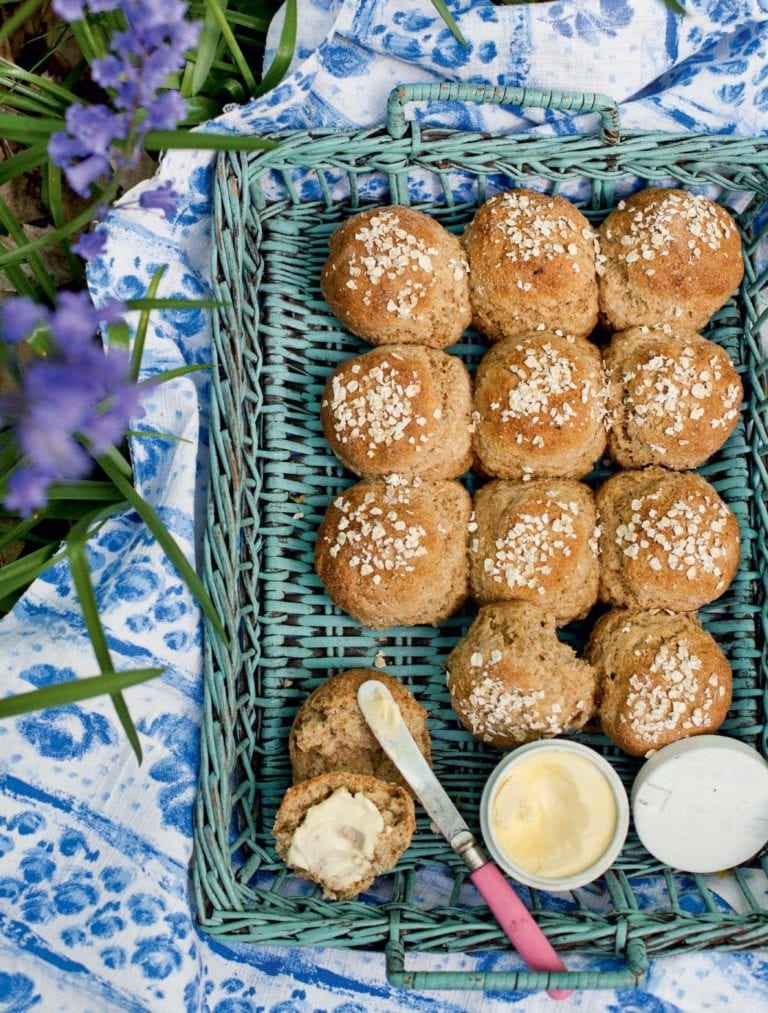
[193,84,768,993]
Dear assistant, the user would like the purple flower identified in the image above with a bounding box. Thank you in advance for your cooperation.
[72,229,108,261]
[0,298,50,344]
[48,292,126,350]
[139,183,178,217]
[51,0,87,19]
[64,104,128,157]
[5,469,50,516]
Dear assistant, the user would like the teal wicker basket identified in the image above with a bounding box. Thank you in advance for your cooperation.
[193,84,768,993]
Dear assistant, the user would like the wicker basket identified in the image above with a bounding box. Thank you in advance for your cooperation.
[192,84,768,993]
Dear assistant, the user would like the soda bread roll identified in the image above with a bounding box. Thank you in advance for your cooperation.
[472,332,607,479]
[320,206,471,348]
[596,468,741,611]
[315,476,471,628]
[320,345,472,479]
[586,609,732,757]
[598,188,744,332]
[462,189,599,342]
[446,601,597,748]
[289,669,431,790]
[603,324,743,470]
[469,479,599,624]
[273,771,415,900]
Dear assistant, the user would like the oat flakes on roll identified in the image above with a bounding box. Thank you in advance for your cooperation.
[603,324,743,470]
[586,609,732,757]
[462,189,599,342]
[289,668,431,790]
[472,331,607,479]
[320,206,471,349]
[469,478,599,624]
[320,345,472,479]
[446,601,597,748]
[597,468,741,612]
[315,475,471,629]
[598,188,744,332]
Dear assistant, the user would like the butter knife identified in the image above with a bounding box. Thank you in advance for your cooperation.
[357,678,571,1000]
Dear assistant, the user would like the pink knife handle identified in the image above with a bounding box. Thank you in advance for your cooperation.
[470,862,572,1000]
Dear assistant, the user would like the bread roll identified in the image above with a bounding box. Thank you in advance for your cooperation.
[469,479,599,623]
[463,189,599,342]
[446,601,597,748]
[315,476,471,628]
[604,325,743,469]
[273,771,415,900]
[320,206,471,348]
[598,188,743,332]
[586,608,732,757]
[290,669,431,790]
[320,345,472,479]
[472,332,607,479]
[597,468,740,611]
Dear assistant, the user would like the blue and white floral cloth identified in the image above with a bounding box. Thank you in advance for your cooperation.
[2,1,768,1010]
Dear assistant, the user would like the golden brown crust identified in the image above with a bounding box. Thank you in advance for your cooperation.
[272,771,416,900]
[598,188,744,332]
[603,325,743,469]
[585,608,732,756]
[472,332,607,479]
[320,345,472,479]
[462,189,599,342]
[320,206,471,348]
[446,601,597,748]
[289,669,431,790]
[596,468,741,611]
[314,476,471,629]
[469,479,599,623]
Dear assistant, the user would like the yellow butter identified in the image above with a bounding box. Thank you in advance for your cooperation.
[287,787,383,890]
[490,750,617,879]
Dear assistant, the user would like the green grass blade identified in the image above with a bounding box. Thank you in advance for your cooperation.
[0,543,64,600]
[129,265,167,381]
[138,364,210,387]
[0,113,62,141]
[0,192,57,301]
[44,480,126,501]
[67,504,145,762]
[144,130,278,152]
[125,297,221,311]
[98,452,228,644]
[0,144,49,187]
[202,0,257,95]
[0,57,77,106]
[253,0,296,98]
[45,162,86,286]
[0,0,46,47]
[0,668,162,720]
[182,0,225,98]
[126,431,192,444]
[0,510,48,553]
[428,0,467,46]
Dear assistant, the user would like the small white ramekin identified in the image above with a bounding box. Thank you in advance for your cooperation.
[480,739,630,892]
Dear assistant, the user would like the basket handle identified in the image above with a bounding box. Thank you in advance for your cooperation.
[386,83,621,145]
[385,937,648,993]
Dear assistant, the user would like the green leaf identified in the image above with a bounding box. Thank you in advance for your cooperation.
[0,144,49,188]
[253,0,297,98]
[107,319,131,354]
[182,0,226,98]
[126,431,192,444]
[139,364,211,387]
[67,504,145,762]
[45,162,86,286]
[0,192,57,301]
[143,130,278,152]
[98,451,228,645]
[0,668,162,721]
[0,113,62,142]
[428,0,467,46]
[129,265,167,381]
[0,0,46,47]
[202,0,257,95]
[125,297,221,312]
[0,57,77,106]
[0,543,63,601]
[43,480,126,502]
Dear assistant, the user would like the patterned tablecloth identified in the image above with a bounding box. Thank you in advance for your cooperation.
[2,2,768,1010]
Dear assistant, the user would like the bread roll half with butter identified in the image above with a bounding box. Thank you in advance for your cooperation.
[273,771,415,900]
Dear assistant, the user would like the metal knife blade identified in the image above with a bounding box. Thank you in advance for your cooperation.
[357,679,486,868]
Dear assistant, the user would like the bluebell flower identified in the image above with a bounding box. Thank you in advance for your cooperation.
[0,291,142,515]
[139,183,178,217]
[71,228,107,260]
[0,297,49,343]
